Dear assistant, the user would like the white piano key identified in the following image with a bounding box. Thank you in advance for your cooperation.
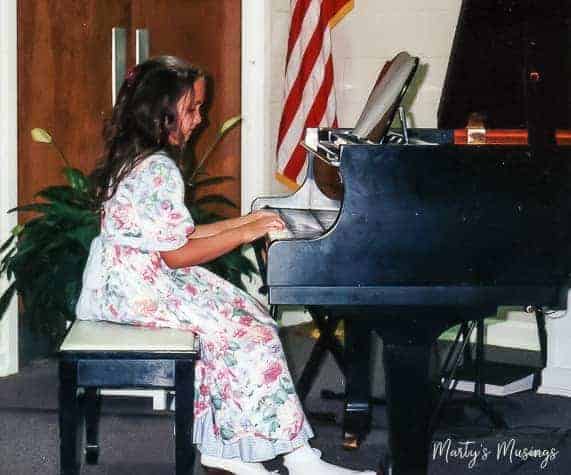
[267,227,293,242]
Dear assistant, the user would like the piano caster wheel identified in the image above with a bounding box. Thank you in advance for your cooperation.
[342,432,361,451]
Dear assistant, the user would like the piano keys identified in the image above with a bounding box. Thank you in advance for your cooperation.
[265,208,337,242]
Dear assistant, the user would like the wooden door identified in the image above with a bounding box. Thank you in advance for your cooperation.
[18,0,131,208]
[18,0,241,216]
[131,0,242,216]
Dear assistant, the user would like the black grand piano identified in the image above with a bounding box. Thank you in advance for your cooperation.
[253,3,571,474]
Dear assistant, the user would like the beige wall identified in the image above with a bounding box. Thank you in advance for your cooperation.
[268,0,462,191]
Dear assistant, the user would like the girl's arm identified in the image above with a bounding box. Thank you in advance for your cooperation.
[188,209,279,239]
[160,214,284,269]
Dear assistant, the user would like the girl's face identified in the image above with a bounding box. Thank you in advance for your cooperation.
[171,78,206,145]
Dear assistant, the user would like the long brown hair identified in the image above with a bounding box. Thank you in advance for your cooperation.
[91,56,205,206]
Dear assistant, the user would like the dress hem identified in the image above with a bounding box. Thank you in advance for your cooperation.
[193,411,315,462]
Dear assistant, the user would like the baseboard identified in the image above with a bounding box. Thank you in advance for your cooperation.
[439,311,539,351]
[538,366,571,397]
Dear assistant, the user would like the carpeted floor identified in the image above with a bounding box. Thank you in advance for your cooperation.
[1,326,570,474]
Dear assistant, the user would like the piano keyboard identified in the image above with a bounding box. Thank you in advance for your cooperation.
[266,208,338,242]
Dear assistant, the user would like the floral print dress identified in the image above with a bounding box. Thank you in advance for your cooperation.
[76,152,313,461]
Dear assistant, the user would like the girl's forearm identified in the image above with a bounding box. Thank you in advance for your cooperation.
[160,227,246,268]
[189,215,250,239]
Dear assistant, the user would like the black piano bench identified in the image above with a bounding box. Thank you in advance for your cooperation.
[58,320,200,475]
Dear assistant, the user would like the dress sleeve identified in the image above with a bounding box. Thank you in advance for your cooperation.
[132,154,195,251]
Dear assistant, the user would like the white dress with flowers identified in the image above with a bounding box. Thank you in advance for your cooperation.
[76,152,313,461]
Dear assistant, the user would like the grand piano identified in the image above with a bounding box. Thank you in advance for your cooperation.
[252,3,571,474]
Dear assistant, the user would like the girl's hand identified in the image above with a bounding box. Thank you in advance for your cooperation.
[240,214,285,243]
[246,209,282,223]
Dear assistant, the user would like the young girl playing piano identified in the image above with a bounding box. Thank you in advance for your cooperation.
[76,56,375,475]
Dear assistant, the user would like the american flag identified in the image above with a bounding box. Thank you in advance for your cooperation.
[276,0,354,189]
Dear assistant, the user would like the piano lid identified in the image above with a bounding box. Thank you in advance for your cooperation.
[438,0,571,145]
[353,51,419,143]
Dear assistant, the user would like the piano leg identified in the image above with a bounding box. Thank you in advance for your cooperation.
[377,313,460,475]
[382,337,433,475]
[342,319,372,450]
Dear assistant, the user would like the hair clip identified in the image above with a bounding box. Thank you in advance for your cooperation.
[125,65,140,86]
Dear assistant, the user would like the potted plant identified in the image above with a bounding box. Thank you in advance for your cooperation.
[0,116,255,353]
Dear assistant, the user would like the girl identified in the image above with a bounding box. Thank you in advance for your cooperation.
[77,56,376,475]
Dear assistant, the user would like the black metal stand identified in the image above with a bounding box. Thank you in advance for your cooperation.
[458,319,509,428]
[295,307,345,402]
[431,319,510,431]
[294,308,386,438]
[433,307,548,433]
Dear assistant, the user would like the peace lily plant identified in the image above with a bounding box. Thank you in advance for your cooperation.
[0,116,253,349]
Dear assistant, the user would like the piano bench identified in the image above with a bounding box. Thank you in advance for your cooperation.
[58,320,200,475]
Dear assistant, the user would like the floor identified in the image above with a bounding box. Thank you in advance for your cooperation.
[1,325,570,474]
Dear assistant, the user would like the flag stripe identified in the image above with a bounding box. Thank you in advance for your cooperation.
[277,2,329,150]
[286,0,313,66]
[284,0,322,97]
[282,54,335,180]
[278,26,331,163]
[277,0,353,188]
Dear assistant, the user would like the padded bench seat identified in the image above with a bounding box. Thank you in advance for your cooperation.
[58,320,199,475]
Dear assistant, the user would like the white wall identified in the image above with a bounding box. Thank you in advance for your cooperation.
[331,0,461,128]
[0,0,19,376]
[266,0,462,194]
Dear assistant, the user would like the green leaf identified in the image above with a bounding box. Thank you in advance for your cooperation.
[45,201,98,224]
[0,235,15,255]
[1,247,17,275]
[211,395,223,410]
[0,282,17,321]
[191,176,234,188]
[8,203,53,214]
[220,426,235,441]
[223,353,238,367]
[64,225,98,250]
[194,194,237,209]
[11,224,24,236]
[36,185,91,205]
[272,389,288,404]
[63,280,80,321]
[63,167,90,193]
[280,376,296,394]
[262,406,277,421]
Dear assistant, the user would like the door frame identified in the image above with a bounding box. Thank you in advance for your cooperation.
[0,0,19,377]
[241,0,272,214]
